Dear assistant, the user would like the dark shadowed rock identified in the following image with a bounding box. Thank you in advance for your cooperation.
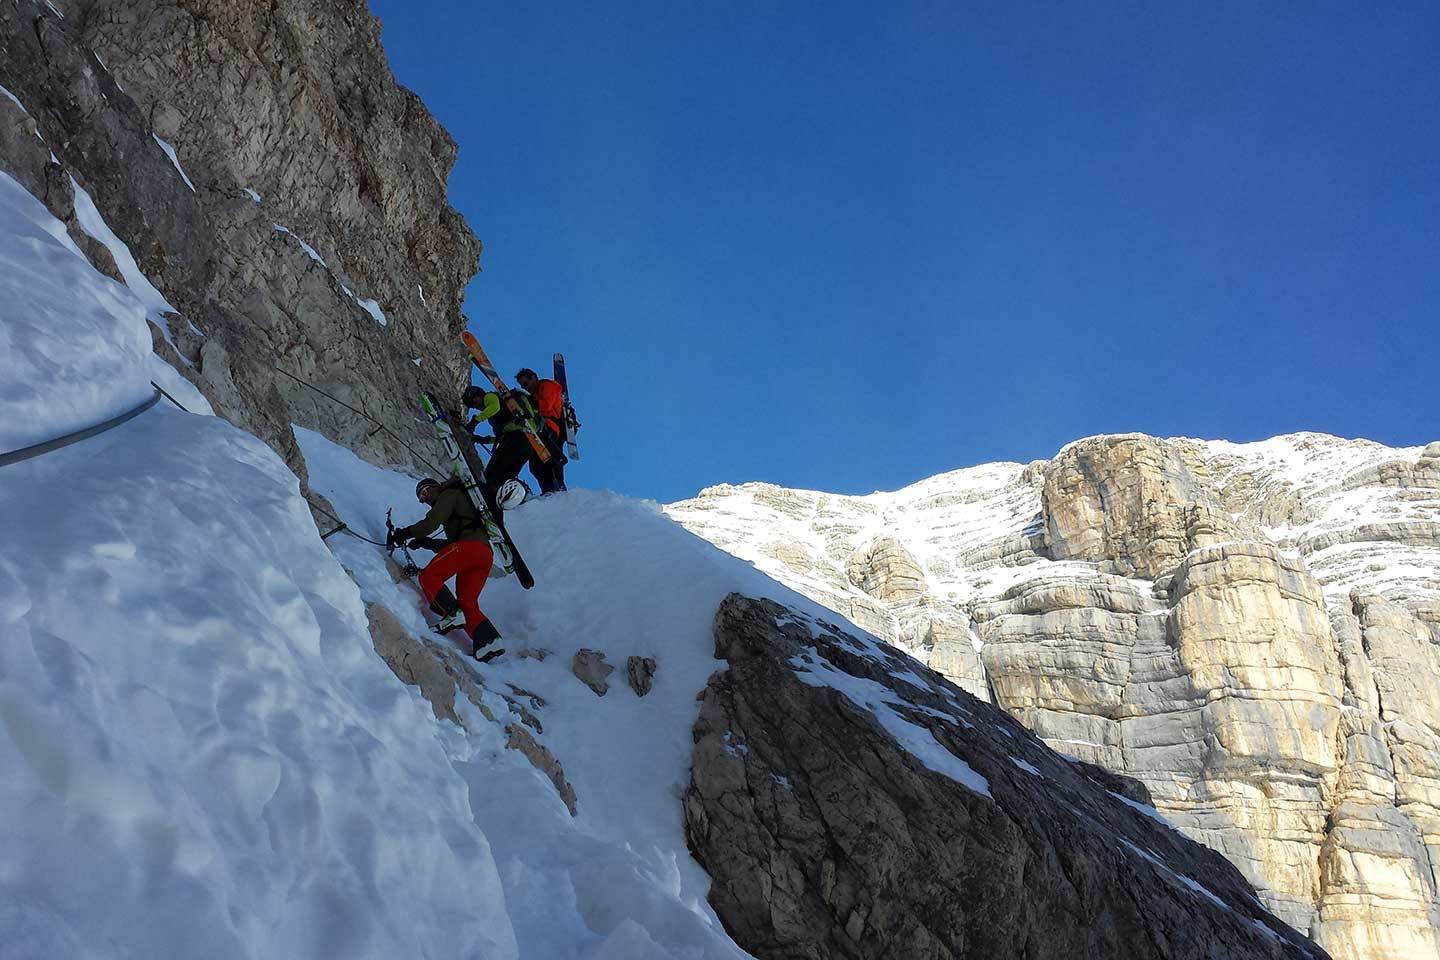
[627,655,657,696]
[683,593,1328,960]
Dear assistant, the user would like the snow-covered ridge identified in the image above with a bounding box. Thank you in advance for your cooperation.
[670,430,1438,637]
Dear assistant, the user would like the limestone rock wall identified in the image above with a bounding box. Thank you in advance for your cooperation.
[669,431,1440,958]
[1042,434,1249,576]
[0,0,478,482]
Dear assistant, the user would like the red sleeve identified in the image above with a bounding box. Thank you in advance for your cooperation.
[536,380,564,422]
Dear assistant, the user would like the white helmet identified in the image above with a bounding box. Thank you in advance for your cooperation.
[496,478,531,510]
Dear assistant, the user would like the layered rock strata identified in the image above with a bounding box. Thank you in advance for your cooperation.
[669,432,1440,958]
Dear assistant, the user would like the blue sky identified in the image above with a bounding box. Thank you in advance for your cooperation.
[370,1,1439,503]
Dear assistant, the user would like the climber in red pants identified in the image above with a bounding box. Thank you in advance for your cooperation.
[389,477,503,659]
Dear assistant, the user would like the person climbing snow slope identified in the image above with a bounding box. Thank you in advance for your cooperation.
[463,384,562,496]
[389,477,503,659]
[515,367,568,491]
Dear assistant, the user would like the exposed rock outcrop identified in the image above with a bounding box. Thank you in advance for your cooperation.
[845,535,926,601]
[364,600,578,816]
[685,594,1325,959]
[1042,434,1247,577]
[626,655,657,697]
[572,648,614,696]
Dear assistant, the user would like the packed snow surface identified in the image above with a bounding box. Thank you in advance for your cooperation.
[0,171,207,453]
[300,425,880,958]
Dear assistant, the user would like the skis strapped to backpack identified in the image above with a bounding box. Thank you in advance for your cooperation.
[553,352,581,461]
[461,331,552,464]
[419,390,535,590]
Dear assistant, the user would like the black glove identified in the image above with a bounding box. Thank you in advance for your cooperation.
[409,535,446,552]
[388,525,409,548]
[473,434,497,446]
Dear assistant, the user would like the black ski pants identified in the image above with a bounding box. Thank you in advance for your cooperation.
[539,425,567,492]
[484,432,561,497]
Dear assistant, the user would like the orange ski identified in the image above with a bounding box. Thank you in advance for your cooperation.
[462,331,551,463]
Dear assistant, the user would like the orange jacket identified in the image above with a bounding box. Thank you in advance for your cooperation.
[532,379,564,435]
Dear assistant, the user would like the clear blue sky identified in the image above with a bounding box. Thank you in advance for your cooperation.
[370,1,1439,503]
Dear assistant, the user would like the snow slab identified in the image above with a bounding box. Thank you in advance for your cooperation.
[270,225,387,326]
[1,408,519,959]
[2,179,510,957]
[0,171,155,451]
[1109,789,1175,829]
[152,134,196,192]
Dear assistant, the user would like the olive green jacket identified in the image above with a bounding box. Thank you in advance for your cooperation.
[404,486,487,543]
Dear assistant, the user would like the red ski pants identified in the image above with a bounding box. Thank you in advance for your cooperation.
[419,539,494,638]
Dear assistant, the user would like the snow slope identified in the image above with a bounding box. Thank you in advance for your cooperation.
[0,173,516,957]
[4,162,844,958]
[298,426,862,959]
[0,170,155,450]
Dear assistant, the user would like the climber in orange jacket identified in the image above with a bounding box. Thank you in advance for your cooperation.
[515,367,567,491]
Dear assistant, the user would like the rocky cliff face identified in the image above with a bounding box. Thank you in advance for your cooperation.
[669,432,1440,959]
[686,593,1325,959]
[0,0,477,482]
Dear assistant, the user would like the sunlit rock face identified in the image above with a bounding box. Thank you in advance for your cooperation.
[669,431,1440,958]
[1042,434,1249,577]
